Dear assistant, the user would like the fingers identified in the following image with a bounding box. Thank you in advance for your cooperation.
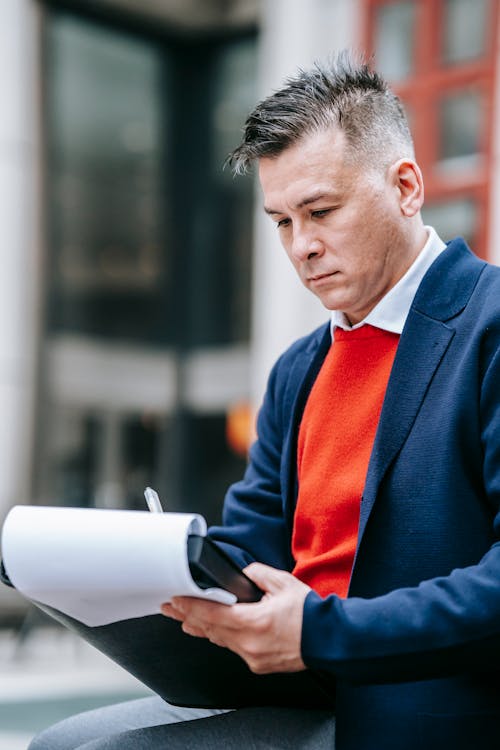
[242,562,290,592]
[161,596,242,638]
[161,600,227,644]
[160,582,307,675]
[160,602,183,621]
[169,596,242,624]
[243,563,311,597]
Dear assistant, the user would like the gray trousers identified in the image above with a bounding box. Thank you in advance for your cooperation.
[27,695,336,749]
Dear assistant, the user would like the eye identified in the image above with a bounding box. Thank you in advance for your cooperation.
[277,217,291,229]
[312,209,331,219]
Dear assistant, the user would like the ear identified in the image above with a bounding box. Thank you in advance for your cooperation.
[389,159,424,217]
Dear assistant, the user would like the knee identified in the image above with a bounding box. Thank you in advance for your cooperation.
[28,722,75,750]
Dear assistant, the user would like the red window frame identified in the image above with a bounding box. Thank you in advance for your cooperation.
[362,0,499,259]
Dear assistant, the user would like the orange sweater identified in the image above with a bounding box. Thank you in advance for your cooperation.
[292,325,400,598]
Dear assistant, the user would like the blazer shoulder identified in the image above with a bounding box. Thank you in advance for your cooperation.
[412,237,496,322]
[273,322,330,370]
[265,322,331,408]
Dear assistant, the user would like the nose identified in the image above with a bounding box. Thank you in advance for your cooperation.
[290,228,324,263]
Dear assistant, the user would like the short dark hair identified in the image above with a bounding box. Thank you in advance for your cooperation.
[227,51,414,174]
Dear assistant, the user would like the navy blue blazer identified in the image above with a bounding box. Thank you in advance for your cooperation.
[210,238,500,749]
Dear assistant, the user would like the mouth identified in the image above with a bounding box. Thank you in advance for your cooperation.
[307,271,338,283]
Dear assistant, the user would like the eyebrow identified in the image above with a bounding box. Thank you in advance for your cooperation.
[264,191,340,215]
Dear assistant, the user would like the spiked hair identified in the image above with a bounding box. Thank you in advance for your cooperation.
[227,51,414,174]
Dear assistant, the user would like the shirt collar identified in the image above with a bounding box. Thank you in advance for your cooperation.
[330,226,446,336]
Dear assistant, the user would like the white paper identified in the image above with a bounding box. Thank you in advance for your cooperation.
[1,505,236,626]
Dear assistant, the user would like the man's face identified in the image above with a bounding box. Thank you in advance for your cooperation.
[259,128,417,325]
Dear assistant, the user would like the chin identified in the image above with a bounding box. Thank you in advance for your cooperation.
[317,294,347,311]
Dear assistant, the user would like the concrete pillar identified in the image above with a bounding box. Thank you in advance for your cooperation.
[249,0,361,405]
[0,1,41,523]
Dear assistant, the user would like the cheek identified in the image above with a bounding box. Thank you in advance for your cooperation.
[340,244,383,291]
[283,245,301,272]
[333,211,374,251]
[279,232,294,260]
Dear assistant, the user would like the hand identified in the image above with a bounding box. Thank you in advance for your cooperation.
[161,563,311,675]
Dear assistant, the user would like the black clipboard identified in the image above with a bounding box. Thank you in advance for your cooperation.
[0,556,335,709]
[0,559,12,588]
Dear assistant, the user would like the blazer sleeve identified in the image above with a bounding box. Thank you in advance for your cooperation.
[208,350,293,572]
[301,340,500,683]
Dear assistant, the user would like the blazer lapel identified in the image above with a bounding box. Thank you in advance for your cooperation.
[358,238,486,546]
[358,312,454,542]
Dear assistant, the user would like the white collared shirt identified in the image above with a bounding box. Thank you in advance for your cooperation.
[330,226,446,336]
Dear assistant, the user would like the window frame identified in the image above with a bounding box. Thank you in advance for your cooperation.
[362,0,499,258]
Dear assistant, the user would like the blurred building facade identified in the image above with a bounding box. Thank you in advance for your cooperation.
[0,0,499,613]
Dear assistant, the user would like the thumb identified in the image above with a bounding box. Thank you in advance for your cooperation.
[243,562,293,594]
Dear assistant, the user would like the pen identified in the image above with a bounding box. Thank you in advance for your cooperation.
[144,486,164,513]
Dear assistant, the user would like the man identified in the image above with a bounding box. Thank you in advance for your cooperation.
[30,53,500,750]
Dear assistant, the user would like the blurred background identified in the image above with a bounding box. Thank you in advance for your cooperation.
[0,0,499,746]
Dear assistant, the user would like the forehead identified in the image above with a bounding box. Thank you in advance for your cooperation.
[258,128,353,209]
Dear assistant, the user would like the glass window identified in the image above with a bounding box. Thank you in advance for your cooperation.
[36,405,164,510]
[422,198,476,244]
[181,414,247,526]
[38,12,257,515]
[212,38,257,175]
[46,15,169,344]
[443,0,489,64]
[438,88,483,164]
[36,407,100,508]
[182,36,257,348]
[374,1,416,82]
